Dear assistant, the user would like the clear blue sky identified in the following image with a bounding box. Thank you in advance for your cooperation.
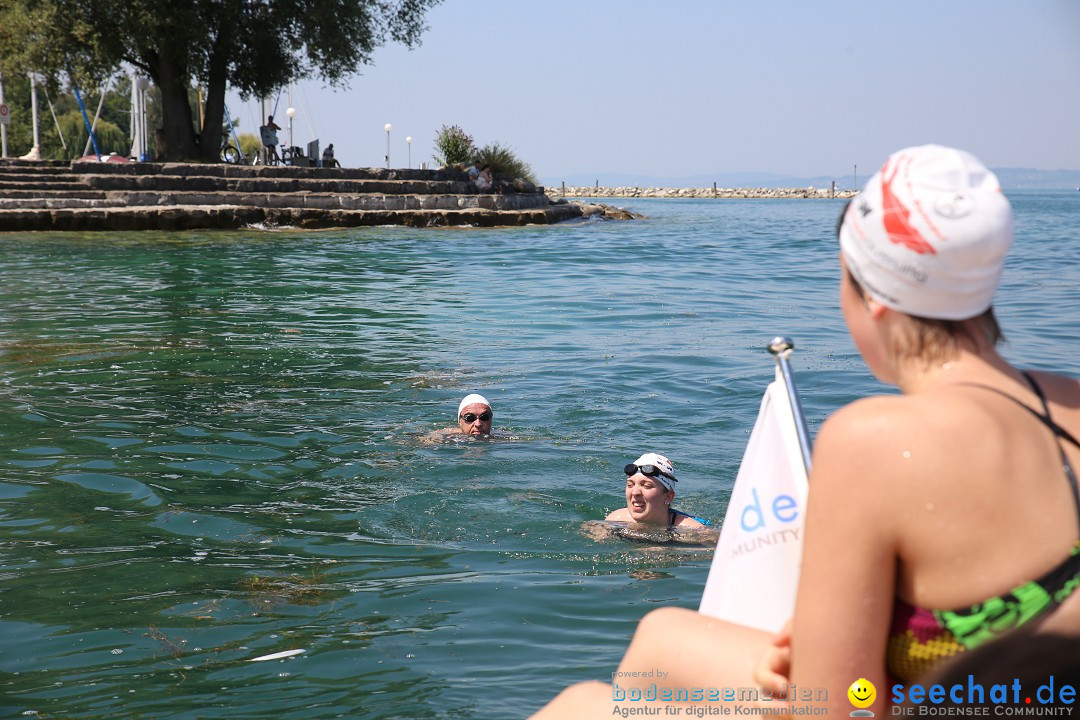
[227,0,1080,184]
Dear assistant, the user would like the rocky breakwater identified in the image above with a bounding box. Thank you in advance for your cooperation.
[547,185,857,199]
[0,160,592,232]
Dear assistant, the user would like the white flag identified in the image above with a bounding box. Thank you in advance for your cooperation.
[698,366,809,633]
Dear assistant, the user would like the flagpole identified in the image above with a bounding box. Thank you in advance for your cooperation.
[768,336,813,475]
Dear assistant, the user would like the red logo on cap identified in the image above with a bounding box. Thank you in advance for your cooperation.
[880,157,936,255]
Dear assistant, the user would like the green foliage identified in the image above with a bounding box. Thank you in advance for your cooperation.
[236,133,262,160]
[56,113,128,158]
[0,0,441,160]
[0,74,135,160]
[476,141,537,185]
[432,124,476,168]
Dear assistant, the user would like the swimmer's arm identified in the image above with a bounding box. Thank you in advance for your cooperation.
[671,514,705,528]
[419,427,459,443]
[790,404,897,716]
[581,520,616,541]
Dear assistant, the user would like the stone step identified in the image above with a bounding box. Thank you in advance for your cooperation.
[0,180,93,192]
[0,203,582,232]
[0,172,88,183]
[0,189,106,200]
[68,161,469,183]
[0,168,81,180]
[0,189,551,212]
[78,174,484,195]
[0,159,69,169]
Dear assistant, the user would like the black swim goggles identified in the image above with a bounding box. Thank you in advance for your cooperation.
[460,411,492,423]
[624,464,676,482]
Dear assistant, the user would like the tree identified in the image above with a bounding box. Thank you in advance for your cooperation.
[0,0,440,161]
[432,124,475,168]
[0,72,134,160]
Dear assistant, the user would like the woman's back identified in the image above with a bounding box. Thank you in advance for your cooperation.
[846,370,1080,608]
[803,357,1080,685]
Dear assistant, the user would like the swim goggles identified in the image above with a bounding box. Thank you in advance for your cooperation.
[460,411,492,423]
[624,464,677,482]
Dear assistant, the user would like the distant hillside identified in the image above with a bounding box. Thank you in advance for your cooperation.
[543,168,1080,191]
[990,168,1080,190]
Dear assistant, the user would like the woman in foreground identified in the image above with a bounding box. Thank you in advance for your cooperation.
[531,145,1080,718]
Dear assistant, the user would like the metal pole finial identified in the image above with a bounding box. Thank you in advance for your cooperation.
[768,336,794,356]
[767,336,813,475]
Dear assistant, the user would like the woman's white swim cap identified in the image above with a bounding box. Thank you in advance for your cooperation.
[839,145,1013,320]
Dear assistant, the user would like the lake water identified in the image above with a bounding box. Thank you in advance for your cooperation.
[1,192,1077,719]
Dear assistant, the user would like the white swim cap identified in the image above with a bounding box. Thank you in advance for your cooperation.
[839,145,1013,320]
[630,452,677,492]
[457,393,490,417]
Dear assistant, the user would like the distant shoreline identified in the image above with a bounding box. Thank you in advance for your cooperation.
[545,185,857,199]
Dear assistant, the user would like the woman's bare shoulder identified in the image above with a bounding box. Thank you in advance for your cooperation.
[605,508,631,522]
[811,393,975,504]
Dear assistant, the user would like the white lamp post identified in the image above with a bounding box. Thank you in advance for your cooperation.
[0,71,8,158]
[135,76,150,161]
[286,106,296,153]
[405,136,412,169]
[384,123,392,169]
[21,73,41,160]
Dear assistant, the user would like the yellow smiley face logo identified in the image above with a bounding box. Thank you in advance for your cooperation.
[848,678,876,709]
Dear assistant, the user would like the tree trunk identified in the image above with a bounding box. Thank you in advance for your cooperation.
[198,23,234,163]
[150,54,198,161]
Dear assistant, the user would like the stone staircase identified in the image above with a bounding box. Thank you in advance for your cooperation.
[0,160,583,231]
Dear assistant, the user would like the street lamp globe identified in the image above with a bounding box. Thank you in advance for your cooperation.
[384,123,392,133]
[286,107,296,119]
[135,76,150,91]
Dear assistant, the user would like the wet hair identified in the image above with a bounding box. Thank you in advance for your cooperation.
[836,201,1003,362]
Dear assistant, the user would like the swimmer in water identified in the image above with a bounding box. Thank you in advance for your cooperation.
[583,452,713,544]
[422,393,494,442]
[606,453,709,528]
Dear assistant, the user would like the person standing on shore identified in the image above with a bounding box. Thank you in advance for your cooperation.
[259,115,282,164]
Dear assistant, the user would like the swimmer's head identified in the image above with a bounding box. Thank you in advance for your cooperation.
[839,144,1013,321]
[457,393,492,435]
[623,452,677,525]
[625,452,677,492]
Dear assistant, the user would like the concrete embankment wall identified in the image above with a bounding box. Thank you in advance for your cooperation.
[0,160,582,232]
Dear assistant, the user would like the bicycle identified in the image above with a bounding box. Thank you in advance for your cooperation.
[220,139,241,164]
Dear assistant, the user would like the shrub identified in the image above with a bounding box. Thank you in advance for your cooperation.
[235,133,262,160]
[432,124,475,167]
[476,141,537,185]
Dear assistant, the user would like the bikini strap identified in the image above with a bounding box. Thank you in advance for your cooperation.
[955,375,1080,450]
[956,373,1080,530]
